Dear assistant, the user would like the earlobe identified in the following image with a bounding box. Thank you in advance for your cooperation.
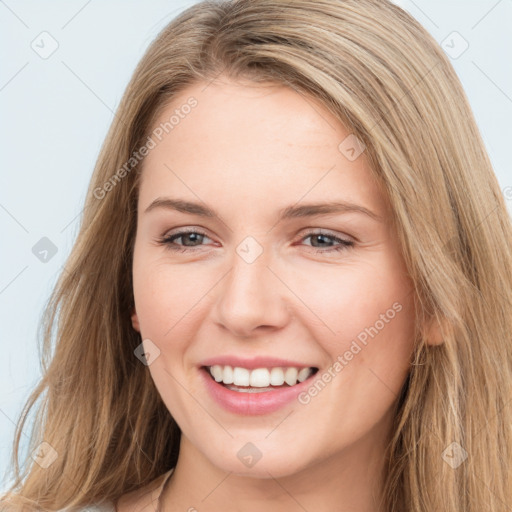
[425,316,446,346]
[131,306,140,332]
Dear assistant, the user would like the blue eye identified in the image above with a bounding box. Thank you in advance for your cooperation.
[157,229,212,253]
[156,229,354,254]
[301,232,354,253]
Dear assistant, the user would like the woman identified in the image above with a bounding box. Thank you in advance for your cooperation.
[2,0,511,510]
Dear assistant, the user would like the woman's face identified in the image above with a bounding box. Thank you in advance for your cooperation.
[131,76,417,479]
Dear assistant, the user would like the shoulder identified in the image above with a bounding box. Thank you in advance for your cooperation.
[115,469,174,512]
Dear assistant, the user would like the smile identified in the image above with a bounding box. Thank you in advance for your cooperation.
[207,364,318,389]
[200,365,319,415]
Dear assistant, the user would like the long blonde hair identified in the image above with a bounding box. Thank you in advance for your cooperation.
[2,0,511,510]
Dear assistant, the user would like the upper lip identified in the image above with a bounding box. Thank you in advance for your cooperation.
[199,355,318,370]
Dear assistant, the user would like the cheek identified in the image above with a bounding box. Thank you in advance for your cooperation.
[284,252,416,411]
[289,258,414,349]
[132,254,185,335]
[289,263,414,442]
[132,255,216,363]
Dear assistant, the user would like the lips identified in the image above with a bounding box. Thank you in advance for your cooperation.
[199,364,319,415]
[199,355,319,370]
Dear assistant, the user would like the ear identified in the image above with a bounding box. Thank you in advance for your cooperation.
[131,306,140,333]
[424,315,446,346]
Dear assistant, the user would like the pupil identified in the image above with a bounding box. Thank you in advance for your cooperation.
[184,233,202,246]
[314,234,330,246]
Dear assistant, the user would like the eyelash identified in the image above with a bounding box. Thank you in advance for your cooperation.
[156,228,354,254]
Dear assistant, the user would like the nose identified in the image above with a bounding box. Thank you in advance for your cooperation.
[213,245,290,338]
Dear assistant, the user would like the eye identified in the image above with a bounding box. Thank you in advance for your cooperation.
[156,228,355,254]
[299,230,354,253]
[156,229,213,253]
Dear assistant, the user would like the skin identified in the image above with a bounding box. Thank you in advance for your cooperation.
[123,76,441,512]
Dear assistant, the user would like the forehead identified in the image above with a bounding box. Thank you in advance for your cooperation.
[138,77,388,219]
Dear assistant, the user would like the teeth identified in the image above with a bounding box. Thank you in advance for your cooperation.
[223,365,234,384]
[270,367,285,386]
[233,367,250,386]
[208,365,315,387]
[297,367,313,382]
[250,368,269,387]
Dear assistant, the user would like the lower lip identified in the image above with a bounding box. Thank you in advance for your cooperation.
[199,367,316,415]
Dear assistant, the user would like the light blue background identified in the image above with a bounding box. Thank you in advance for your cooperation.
[1,0,511,490]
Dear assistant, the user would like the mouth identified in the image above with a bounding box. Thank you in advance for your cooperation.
[201,365,319,393]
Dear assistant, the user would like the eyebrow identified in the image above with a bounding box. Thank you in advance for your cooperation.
[144,197,382,222]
